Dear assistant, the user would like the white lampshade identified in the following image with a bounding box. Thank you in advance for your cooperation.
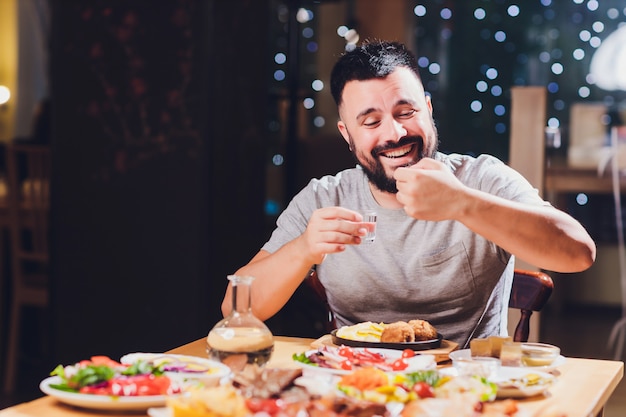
[590,25,626,91]
[0,85,10,105]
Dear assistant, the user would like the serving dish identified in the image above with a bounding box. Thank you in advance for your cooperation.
[330,329,442,350]
[40,376,170,411]
[294,346,436,376]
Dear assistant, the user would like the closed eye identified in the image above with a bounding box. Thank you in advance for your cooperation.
[363,119,381,127]
[397,109,416,118]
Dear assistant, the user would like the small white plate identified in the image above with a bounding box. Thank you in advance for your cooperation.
[490,367,556,398]
[40,376,171,411]
[441,366,556,398]
[295,347,436,376]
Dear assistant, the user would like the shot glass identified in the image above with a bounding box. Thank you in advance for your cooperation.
[358,209,377,244]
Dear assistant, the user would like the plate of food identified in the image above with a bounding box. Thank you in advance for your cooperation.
[331,319,442,350]
[292,345,436,375]
[490,367,556,398]
[39,354,229,411]
[40,376,170,411]
[439,363,556,399]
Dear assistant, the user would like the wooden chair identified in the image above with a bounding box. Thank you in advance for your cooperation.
[306,268,554,343]
[509,269,554,342]
[2,143,51,394]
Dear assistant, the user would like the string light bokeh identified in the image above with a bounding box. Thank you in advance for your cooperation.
[264,0,626,223]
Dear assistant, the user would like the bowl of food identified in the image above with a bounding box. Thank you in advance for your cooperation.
[520,343,560,367]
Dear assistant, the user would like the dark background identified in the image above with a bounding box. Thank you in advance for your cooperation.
[47,0,329,368]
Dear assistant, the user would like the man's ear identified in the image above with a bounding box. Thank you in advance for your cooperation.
[426,94,433,115]
[337,120,350,144]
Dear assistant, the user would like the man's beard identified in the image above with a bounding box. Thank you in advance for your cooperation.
[349,133,438,194]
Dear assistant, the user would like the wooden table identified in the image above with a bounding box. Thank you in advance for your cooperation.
[0,336,622,417]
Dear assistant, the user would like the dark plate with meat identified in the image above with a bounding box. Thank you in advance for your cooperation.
[331,329,443,351]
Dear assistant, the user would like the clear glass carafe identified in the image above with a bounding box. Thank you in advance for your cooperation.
[206,275,274,372]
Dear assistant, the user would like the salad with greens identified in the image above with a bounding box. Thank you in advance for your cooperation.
[48,355,180,396]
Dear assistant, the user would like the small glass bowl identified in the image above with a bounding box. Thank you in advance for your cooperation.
[449,350,501,379]
[520,342,560,367]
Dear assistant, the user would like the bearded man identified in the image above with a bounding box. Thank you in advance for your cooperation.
[221,40,595,347]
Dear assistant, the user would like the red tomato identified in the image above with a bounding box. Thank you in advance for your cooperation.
[246,398,284,414]
[339,360,353,370]
[109,375,172,396]
[89,355,124,367]
[77,355,125,369]
[413,381,435,398]
[136,375,171,396]
[338,346,354,358]
[79,385,113,395]
[391,358,408,371]
[401,349,416,358]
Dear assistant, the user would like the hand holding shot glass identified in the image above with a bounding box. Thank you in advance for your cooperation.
[355,209,377,244]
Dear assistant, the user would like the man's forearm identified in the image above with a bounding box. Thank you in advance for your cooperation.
[222,239,316,320]
[459,189,595,272]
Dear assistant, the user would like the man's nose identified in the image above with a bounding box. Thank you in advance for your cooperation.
[384,119,407,141]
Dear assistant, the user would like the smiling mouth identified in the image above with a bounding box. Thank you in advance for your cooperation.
[379,143,415,159]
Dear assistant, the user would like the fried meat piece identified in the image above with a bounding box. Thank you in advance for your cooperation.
[408,319,438,341]
[380,321,415,343]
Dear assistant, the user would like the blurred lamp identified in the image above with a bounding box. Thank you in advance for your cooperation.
[0,85,10,106]
[590,25,626,91]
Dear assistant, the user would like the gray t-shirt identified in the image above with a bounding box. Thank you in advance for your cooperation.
[262,152,550,347]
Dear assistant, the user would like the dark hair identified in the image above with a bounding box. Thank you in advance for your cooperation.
[330,40,422,106]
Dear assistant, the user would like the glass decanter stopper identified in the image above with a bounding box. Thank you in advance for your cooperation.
[206,275,274,372]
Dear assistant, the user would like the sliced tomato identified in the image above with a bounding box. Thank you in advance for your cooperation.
[89,355,124,367]
[401,349,416,358]
[339,359,353,370]
[246,398,284,414]
[109,375,173,396]
[79,385,113,395]
[390,358,408,371]
[77,355,124,369]
[338,346,355,358]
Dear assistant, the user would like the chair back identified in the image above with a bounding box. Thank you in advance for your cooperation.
[509,269,554,342]
[6,143,52,266]
[2,143,51,394]
[306,268,554,342]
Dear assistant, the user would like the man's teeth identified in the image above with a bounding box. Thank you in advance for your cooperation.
[382,144,413,158]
